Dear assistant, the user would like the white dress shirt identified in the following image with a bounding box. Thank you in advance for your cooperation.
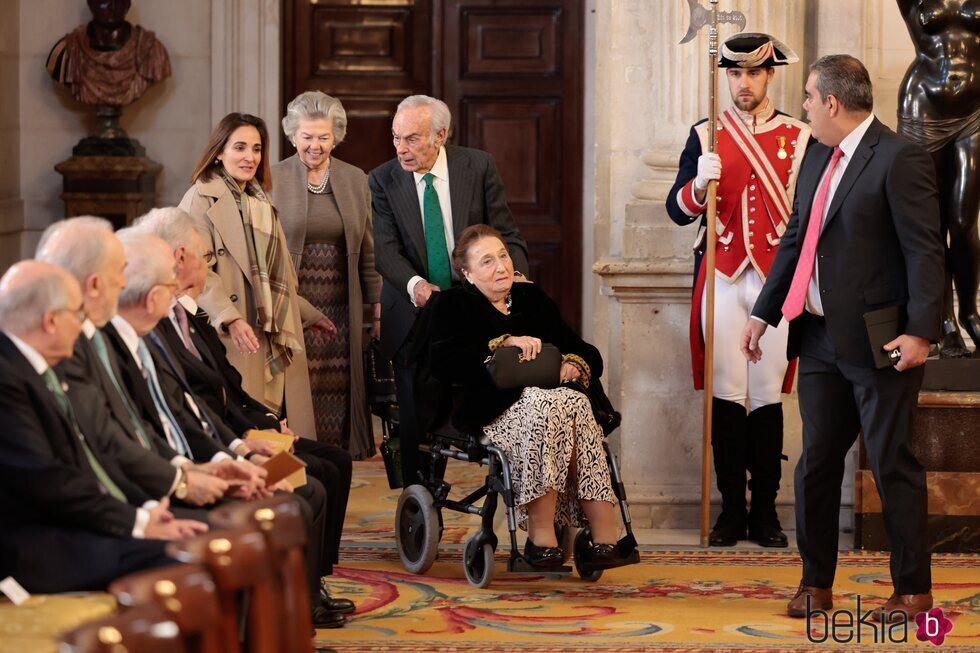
[407,146,455,304]
[805,113,876,316]
[3,329,151,538]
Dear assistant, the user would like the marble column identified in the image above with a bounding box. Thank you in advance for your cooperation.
[210,0,282,162]
[592,0,808,528]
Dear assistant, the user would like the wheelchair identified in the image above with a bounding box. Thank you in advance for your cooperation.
[377,381,641,589]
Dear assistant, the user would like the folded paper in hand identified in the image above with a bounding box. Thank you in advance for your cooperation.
[244,429,294,451]
[258,448,307,488]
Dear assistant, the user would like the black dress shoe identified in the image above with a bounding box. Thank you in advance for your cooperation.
[524,538,564,568]
[319,588,356,615]
[311,606,346,629]
[708,524,744,547]
[749,523,788,548]
[590,543,620,566]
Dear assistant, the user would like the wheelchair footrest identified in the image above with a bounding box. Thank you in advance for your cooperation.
[507,556,572,574]
[575,534,641,572]
[590,547,641,571]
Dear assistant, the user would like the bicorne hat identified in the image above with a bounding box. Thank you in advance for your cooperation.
[719,33,798,68]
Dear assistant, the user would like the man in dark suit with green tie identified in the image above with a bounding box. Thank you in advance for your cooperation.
[369,95,529,484]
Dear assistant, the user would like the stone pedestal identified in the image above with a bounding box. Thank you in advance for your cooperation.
[854,389,980,553]
[54,156,161,230]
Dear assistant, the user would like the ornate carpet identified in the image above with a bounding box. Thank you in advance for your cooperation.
[317,458,980,652]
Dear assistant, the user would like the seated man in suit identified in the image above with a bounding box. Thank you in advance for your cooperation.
[132,206,355,616]
[0,260,206,593]
[38,216,235,509]
[105,228,347,628]
[369,94,530,484]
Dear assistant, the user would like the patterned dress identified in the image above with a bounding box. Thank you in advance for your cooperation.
[483,386,615,529]
[296,185,350,448]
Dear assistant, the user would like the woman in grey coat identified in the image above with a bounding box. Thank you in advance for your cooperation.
[272,92,382,459]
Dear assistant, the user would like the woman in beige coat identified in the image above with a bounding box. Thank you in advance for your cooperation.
[273,92,381,459]
[179,112,335,439]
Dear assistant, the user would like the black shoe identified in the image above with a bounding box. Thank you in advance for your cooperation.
[708,524,744,547]
[524,538,564,568]
[590,543,620,566]
[319,587,356,615]
[749,523,788,548]
[312,605,346,629]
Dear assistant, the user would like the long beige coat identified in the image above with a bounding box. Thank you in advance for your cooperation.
[178,178,323,440]
[271,154,381,459]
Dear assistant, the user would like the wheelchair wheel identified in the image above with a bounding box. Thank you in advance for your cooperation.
[396,485,440,574]
[556,524,575,565]
[463,537,495,588]
[573,527,604,582]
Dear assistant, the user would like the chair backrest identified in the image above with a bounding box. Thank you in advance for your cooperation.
[210,495,313,653]
[166,527,279,653]
[109,563,224,653]
[57,604,186,653]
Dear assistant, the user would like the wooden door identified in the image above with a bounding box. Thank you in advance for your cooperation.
[283,0,583,327]
[282,0,433,174]
[437,0,583,327]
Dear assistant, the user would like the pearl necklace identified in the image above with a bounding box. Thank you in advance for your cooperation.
[307,164,331,194]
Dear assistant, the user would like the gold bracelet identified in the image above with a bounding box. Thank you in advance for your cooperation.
[488,334,510,352]
[562,353,591,388]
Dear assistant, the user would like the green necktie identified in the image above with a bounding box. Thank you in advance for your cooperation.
[422,172,452,290]
[41,367,127,502]
[90,331,153,449]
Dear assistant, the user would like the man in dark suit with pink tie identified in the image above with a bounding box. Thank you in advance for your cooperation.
[741,55,944,621]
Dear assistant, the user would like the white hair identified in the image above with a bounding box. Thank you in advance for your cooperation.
[396,95,452,144]
[282,91,348,146]
[115,229,174,308]
[133,207,205,251]
[0,261,78,334]
[35,216,114,281]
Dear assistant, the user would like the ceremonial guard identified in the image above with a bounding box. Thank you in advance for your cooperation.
[666,33,810,547]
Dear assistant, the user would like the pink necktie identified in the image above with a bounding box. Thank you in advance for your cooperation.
[781,146,844,321]
[173,303,203,361]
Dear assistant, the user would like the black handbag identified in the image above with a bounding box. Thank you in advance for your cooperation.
[485,343,561,390]
[364,340,397,406]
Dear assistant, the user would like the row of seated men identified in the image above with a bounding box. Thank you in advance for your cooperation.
[0,210,355,630]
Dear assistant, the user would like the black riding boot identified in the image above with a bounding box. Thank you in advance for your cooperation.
[709,398,748,546]
[747,402,788,547]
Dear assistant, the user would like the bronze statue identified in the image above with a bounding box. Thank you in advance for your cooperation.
[897,0,980,357]
[46,0,170,148]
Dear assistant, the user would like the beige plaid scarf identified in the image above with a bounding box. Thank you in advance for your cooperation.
[221,172,303,385]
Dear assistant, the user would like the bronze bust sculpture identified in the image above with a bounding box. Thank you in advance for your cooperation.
[896,0,980,357]
[46,0,170,152]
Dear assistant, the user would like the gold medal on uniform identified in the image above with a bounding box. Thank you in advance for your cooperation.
[776,136,788,160]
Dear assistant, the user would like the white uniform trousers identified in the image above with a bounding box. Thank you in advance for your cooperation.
[701,268,791,411]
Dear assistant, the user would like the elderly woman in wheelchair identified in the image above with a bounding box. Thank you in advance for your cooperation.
[420,224,635,575]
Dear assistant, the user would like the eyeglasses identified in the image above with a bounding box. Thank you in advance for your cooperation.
[203,250,215,264]
[153,280,180,295]
[61,305,86,322]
